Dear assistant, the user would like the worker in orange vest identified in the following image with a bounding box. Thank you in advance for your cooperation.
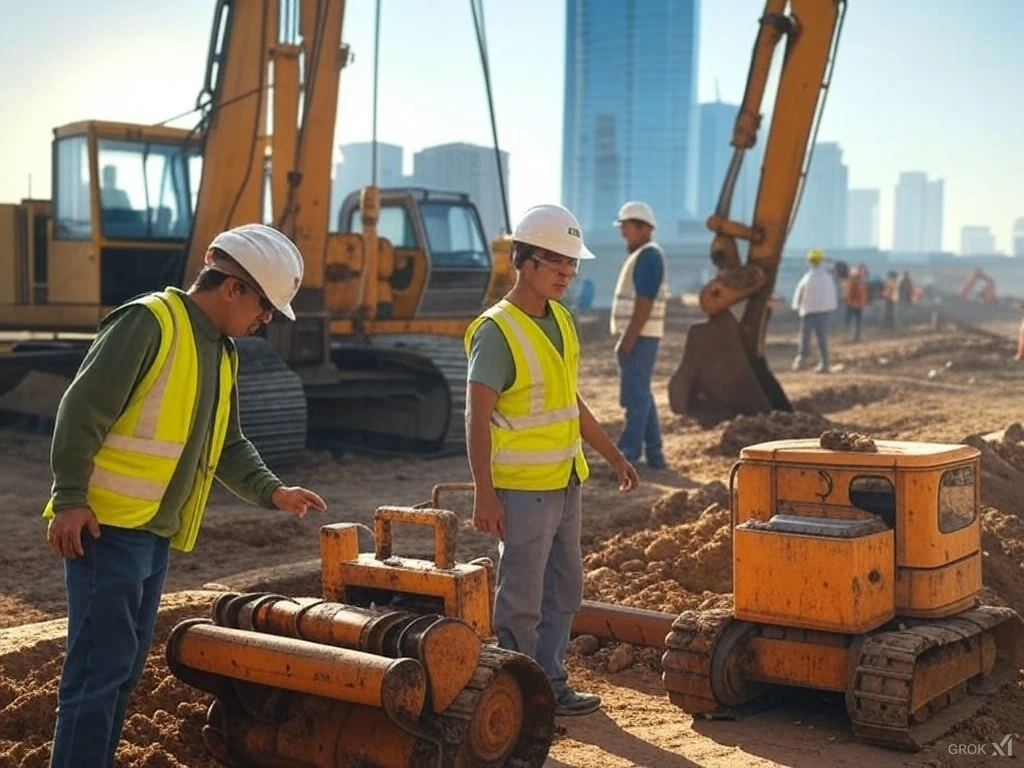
[882,271,898,330]
[842,266,869,342]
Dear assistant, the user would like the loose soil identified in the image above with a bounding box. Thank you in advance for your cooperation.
[3,306,1024,767]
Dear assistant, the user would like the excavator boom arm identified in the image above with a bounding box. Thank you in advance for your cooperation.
[668,0,846,425]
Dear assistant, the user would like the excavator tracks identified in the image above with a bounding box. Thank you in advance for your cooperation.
[316,334,468,456]
[235,337,308,470]
[846,604,1024,751]
[660,608,735,714]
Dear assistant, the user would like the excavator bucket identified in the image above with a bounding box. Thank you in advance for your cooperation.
[668,310,791,427]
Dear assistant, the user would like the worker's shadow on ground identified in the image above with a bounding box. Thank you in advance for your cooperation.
[546,709,700,768]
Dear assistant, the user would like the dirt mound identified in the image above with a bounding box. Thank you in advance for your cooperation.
[582,502,733,615]
[717,410,838,456]
[979,507,1024,618]
[963,428,1024,521]
[791,383,893,414]
[648,481,730,525]
[0,593,220,768]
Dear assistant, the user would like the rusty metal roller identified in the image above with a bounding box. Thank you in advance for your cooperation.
[166,619,427,723]
[211,592,482,712]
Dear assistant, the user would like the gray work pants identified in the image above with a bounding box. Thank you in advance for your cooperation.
[494,475,583,688]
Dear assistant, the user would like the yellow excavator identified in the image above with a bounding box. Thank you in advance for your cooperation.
[669,0,845,426]
[0,0,512,465]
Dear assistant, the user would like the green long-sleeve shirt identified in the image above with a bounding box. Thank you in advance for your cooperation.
[50,287,282,538]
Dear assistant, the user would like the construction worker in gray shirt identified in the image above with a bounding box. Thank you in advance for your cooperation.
[464,204,639,717]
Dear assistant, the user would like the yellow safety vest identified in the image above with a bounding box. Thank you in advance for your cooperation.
[43,290,237,553]
[465,298,590,491]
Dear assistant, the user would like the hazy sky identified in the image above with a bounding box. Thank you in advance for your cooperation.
[2,0,1022,253]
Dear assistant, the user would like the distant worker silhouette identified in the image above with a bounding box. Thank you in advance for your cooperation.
[100,165,132,210]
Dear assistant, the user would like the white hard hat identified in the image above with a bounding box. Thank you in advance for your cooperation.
[208,224,304,320]
[512,204,595,260]
[614,201,657,229]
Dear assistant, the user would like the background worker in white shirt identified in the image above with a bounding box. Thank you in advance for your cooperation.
[609,201,669,469]
[791,248,839,373]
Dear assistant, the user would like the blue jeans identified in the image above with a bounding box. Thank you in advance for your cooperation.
[50,525,170,768]
[494,476,582,691]
[795,311,831,371]
[616,336,664,465]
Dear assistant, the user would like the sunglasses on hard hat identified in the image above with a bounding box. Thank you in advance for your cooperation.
[531,253,579,275]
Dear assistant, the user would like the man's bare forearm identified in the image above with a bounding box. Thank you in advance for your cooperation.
[578,395,624,467]
[466,382,498,497]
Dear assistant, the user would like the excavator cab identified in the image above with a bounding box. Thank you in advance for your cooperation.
[336,188,497,320]
[0,121,202,333]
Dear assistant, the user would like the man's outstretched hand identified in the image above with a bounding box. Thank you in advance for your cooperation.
[611,456,640,492]
[271,486,327,518]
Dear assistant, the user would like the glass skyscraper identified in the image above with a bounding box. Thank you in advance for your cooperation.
[561,0,701,238]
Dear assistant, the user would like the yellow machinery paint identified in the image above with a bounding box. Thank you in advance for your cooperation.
[665,438,1023,750]
[167,501,554,768]
[0,1,516,460]
[571,437,1024,751]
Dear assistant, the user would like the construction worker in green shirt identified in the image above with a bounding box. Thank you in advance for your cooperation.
[43,223,327,768]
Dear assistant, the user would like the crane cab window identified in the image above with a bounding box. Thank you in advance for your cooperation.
[376,205,418,248]
[849,476,896,529]
[97,139,198,241]
[345,204,419,248]
[54,136,92,240]
[939,465,976,533]
[420,202,491,269]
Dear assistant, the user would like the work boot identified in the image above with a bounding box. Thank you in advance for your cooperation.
[554,684,601,716]
[646,455,668,470]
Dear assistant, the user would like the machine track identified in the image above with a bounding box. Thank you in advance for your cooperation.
[424,646,555,768]
[660,608,735,713]
[316,334,467,456]
[846,604,1024,751]
[234,337,308,470]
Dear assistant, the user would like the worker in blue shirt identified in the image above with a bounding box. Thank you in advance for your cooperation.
[610,201,669,469]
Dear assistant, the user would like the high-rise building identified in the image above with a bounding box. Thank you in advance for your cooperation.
[561,0,701,237]
[893,171,944,253]
[329,142,404,228]
[961,226,996,256]
[788,142,847,250]
[846,188,880,248]
[696,100,762,224]
[412,143,510,241]
[1013,217,1024,257]
[924,179,944,252]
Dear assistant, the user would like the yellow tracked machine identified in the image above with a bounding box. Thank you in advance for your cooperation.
[572,436,1024,750]
[167,501,554,768]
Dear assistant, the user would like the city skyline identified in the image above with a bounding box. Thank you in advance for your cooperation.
[2,1,1023,254]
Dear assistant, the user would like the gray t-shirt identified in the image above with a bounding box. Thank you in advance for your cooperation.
[467,305,568,394]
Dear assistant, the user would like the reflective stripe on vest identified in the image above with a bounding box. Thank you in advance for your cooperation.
[464,299,590,491]
[42,289,237,553]
[610,241,669,338]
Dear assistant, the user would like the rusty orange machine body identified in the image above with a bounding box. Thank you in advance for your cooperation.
[167,504,554,768]
[668,439,1023,750]
[572,438,1024,751]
